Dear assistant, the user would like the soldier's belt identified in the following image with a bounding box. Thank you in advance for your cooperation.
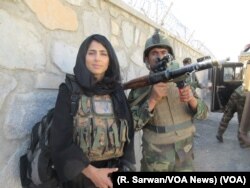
[145,121,193,134]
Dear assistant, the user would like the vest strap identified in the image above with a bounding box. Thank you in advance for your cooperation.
[145,121,193,134]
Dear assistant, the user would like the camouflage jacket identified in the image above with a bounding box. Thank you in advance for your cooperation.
[128,83,208,131]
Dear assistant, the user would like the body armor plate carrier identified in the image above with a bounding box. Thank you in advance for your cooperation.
[73,94,129,161]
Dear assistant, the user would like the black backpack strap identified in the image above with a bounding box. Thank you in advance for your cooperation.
[65,74,82,116]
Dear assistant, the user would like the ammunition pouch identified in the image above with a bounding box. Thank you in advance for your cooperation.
[73,95,129,162]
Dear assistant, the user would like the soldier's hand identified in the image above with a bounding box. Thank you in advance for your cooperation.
[179,85,198,110]
[148,82,168,111]
[150,82,168,102]
[179,85,193,102]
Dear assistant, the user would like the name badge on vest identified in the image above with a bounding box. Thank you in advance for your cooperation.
[91,95,113,115]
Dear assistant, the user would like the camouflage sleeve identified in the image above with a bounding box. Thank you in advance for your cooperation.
[192,88,208,120]
[128,87,153,131]
[187,74,202,89]
[194,74,203,89]
[193,98,208,120]
[130,99,153,131]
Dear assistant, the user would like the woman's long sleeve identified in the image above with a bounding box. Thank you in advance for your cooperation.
[50,84,90,182]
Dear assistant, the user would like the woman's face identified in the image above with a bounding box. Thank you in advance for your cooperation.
[85,40,109,81]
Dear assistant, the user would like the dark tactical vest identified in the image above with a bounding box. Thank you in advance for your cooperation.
[143,83,196,145]
[73,94,129,161]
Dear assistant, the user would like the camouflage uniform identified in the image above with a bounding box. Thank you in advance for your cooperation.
[128,31,208,172]
[216,85,246,142]
[183,58,203,90]
[186,73,203,90]
[128,82,208,171]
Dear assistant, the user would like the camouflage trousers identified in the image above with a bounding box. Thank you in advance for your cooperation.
[219,89,246,136]
[141,137,194,172]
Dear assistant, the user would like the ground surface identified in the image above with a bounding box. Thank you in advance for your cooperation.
[194,112,250,171]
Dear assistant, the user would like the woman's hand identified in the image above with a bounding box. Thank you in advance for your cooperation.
[82,164,118,188]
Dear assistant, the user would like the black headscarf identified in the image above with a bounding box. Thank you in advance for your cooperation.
[73,34,135,162]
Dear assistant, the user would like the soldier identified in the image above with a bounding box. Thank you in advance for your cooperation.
[182,57,203,90]
[216,51,250,147]
[216,85,247,147]
[128,30,208,172]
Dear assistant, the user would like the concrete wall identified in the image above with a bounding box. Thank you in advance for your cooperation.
[0,0,206,187]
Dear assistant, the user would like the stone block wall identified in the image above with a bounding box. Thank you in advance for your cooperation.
[0,0,206,187]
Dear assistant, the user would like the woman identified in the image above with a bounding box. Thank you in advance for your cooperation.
[50,34,135,188]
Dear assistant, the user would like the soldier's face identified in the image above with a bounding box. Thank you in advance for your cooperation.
[183,60,191,66]
[146,47,169,70]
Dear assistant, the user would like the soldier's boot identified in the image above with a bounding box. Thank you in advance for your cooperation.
[216,124,227,143]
